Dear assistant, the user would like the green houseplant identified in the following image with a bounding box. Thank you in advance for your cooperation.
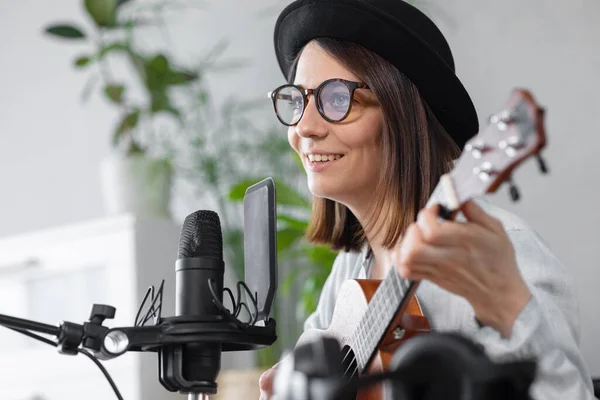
[43,0,339,369]
[43,0,204,218]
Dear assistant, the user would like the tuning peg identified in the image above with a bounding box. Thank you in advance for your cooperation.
[507,178,520,202]
[536,154,549,174]
[488,110,514,131]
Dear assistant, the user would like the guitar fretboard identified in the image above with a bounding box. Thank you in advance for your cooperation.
[350,267,413,371]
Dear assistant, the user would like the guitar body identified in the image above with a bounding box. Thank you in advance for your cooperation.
[296,279,431,400]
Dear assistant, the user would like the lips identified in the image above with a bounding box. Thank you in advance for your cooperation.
[303,152,345,172]
[306,153,344,162]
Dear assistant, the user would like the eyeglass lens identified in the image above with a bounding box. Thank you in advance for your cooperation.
[274,80,352,125]
[274,86,304,125]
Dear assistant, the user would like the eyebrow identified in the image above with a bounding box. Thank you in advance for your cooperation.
[292,78,362,88]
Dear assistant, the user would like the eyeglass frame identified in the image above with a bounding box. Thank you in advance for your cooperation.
[267,78,370,126]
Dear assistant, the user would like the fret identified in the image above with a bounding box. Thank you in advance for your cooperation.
[353,335,361,367]
[351,266,412,373]
[358,324,366,355]
[356,344,364,370]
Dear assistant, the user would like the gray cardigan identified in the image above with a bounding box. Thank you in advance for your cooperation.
[303,199,594,399]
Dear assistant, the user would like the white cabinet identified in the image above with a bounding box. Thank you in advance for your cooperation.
[0,215,183,400]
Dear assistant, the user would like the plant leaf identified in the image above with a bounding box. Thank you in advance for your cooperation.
[145,54,171,94]
[44,24,86,39]
[277,214,308,231]
[303,245,337,268]
[228,179,262,202]
[98,42,129,59]
[199,157,219,186]
[228,178,310,208]
[84,0,117,27]
[104,84,125,103]
[166,70,199,85]
[127,140,145,155]
[281,267,301,295]
[112,108,140,145]
[277,227,304,255]
[146,54,169,85]
[116,0,133,7]
[74,55,93,68]
[301,277,320,316]
[150,90,180,118]
[198,91,209,105]
[274,180,310,208]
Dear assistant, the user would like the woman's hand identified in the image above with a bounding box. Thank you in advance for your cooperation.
[391,200,531,338]
[258,363,279,399]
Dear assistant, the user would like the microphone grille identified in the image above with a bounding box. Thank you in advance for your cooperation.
[178,210,223,260]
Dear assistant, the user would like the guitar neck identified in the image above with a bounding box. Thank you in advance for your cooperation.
[351,269,421,372]
[350,180,457,372]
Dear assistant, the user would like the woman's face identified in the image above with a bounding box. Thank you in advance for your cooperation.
[288,41,384,209]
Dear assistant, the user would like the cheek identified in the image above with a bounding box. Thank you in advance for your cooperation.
[342,119,383,159]
[287,128,299,152]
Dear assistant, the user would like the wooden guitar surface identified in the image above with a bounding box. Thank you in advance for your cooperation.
[297,279,431,399]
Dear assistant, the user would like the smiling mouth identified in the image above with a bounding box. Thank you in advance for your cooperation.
[305,153,345,163]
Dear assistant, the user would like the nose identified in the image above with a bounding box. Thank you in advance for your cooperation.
[294,96,327,139]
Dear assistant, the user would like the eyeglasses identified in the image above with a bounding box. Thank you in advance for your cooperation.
[267,78,370,126]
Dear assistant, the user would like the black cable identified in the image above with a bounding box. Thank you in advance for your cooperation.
[208,278,261,328]
[135,281,165,327]
[208,279,242,327]
[76,348,124,400]
[5,326,57,347]
[142,281,164,326]
[235,281,259,325]
[0,324,124,400]
[134,286,153,326]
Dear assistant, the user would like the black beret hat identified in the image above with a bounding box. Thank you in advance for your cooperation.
[274,0,479,149]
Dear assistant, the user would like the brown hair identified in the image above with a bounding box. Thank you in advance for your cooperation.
[290,38,461,252]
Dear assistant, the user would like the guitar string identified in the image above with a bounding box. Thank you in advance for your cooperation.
[340,248,374,378]
[340,250,371,376]
[342,250,400,380]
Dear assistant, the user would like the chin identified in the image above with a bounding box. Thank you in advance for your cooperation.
[307,179,346,202]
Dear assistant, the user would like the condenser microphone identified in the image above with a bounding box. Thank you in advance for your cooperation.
[159,210,225,395]
[0,180,279,400]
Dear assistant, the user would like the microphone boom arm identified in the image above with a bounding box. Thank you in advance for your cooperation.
[0,305,277,359]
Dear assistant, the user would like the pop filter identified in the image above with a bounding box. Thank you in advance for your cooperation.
[243,177,277,321]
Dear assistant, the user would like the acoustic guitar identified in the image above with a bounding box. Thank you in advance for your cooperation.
[295,88,548,399]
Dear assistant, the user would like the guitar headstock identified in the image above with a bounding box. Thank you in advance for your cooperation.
[442,88,547,210]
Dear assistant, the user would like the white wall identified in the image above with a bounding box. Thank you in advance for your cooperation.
[0,0,284,237]
[1,0,599,379]
[0,0,112,236]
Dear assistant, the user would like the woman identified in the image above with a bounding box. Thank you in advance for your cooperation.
[260,0,594,398]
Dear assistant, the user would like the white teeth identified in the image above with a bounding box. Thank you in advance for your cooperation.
[306,154,343,162]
